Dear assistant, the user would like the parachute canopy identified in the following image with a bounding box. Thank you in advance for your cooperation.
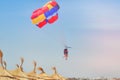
[31,0,60,28]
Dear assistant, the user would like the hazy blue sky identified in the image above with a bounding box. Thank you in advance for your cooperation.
[0,0,120,78]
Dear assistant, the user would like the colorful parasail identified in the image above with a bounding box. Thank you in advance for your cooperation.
[31,0,60,28]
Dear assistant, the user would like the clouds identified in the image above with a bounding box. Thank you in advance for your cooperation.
[79,0,120,31]
[71,31,120,77]
[78,1,120,74]
[88,34,120,69]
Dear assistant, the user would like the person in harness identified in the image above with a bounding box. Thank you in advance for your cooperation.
[64,48,68,60]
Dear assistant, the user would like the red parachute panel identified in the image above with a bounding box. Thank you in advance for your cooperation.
[37,20,47,28]
[47,14,58,24]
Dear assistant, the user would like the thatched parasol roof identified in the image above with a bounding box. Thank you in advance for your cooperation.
[51,67,66,80]
[0,61,18,80]
[0,49,66,80]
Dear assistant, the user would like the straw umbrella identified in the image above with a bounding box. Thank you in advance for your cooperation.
[0,50,15,80]
[0,50,3,73]
[26,61,41,80]
[0,61,19,80]
[27,61,37,76]
[9,57,31,80]
[0,50,3,68]
[51,67,66,80]
[37,67,54,80]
